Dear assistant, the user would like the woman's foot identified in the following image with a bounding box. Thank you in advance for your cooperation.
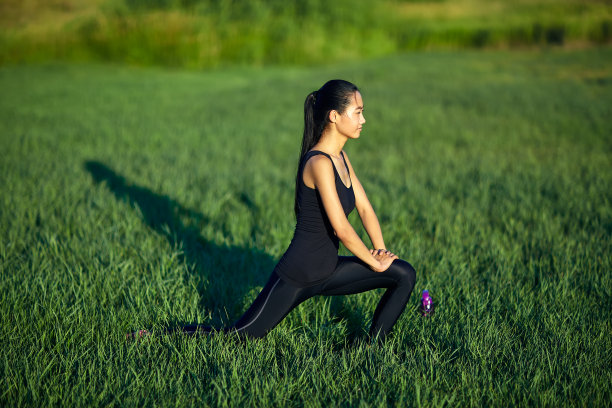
[126,329,150,340]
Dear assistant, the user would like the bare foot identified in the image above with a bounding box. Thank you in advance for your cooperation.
[126,329,150,341]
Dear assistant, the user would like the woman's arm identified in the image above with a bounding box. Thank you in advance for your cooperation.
[306,156,395,272]
[342,151,386,250]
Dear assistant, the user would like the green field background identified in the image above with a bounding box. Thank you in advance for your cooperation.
[1,0,611,68]
[1,48,611,406]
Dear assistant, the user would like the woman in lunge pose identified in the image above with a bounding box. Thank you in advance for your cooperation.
[129,79,416,340]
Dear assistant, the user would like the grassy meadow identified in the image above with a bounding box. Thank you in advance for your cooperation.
[1,48,611,406]
[1,0,611,68]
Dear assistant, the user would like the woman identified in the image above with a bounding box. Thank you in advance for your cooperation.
[130,80,416,341]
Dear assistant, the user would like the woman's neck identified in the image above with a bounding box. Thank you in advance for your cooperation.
[314,130,347,157]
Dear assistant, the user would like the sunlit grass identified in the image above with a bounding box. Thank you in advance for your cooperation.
[0,48,611,406]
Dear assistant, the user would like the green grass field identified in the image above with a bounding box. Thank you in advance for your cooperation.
[1,48,611,406]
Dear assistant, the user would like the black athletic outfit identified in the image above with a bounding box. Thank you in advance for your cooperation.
[181,151,416,339]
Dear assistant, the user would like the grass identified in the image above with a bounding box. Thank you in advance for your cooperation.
[0,0,611,68]
[1,48,611,406]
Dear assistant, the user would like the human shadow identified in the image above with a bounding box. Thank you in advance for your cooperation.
[84,160,277,327]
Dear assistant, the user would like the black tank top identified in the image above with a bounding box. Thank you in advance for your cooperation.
[274,150,356,287]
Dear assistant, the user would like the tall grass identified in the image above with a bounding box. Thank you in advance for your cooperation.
[1,0,611,68]
[1,48,611,406]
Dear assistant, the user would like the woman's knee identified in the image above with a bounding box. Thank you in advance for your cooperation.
[390,259,416,288]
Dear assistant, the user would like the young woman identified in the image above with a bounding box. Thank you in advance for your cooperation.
[129,80,416,341]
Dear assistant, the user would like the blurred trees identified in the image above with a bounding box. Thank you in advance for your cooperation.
[1,0,610,67]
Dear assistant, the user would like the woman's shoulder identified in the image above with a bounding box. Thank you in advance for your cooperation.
[304,152,333,170]
[301,151,335,189]
[303,150,331,165]
[303,152,334,176]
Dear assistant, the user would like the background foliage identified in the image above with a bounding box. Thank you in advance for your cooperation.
[1,0,611,67]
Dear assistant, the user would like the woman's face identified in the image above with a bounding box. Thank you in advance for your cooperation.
[335,91,365,139]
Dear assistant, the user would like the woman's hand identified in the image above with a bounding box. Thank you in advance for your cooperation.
[369,249,398,273]
[369,248,396,257]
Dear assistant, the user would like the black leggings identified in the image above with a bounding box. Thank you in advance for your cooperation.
[178,256,416,339]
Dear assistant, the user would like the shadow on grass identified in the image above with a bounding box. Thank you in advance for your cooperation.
[84,160,366,341]
[84,160,277,324]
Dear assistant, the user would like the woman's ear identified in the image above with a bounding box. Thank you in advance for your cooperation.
[328,110,338,123]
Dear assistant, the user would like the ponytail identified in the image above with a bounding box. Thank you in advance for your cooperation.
[301,91,318,160]
[294,91,318,216]
[294,80,359,217]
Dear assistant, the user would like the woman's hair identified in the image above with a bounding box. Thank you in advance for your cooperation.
[294,79,360,216]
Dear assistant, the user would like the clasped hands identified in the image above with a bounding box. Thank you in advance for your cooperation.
[369,248,398,273]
